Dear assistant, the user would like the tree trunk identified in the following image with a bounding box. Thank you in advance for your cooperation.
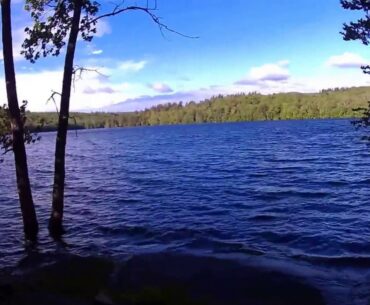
[49,0,82,237]
[1,0,38,240]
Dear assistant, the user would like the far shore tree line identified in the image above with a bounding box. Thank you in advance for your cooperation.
[21,86,370,131]
[1,0,370,242]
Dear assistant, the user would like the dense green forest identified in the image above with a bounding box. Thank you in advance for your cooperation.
[13,86,370,131]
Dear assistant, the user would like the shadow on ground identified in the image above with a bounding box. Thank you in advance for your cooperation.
[0,252,326,305]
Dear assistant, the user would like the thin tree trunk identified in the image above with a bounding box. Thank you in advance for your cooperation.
[49,0,82,237]
[1,0,38,240]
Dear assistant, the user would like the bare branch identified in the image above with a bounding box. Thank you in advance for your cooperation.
[46,91,61,114]
[73,65,106,80]
[2,147,12,155]
[45,90,79,136]
[87,5,198,39]
[68,115,79,137]
[72,65,107,91]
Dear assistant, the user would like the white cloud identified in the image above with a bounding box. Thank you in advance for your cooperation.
[0,70,63,111]
[0,66,144,111]
[236,60,291,85]
[110,64,370,111]
[0,27,29,61]
[6,65,370,113]
[119,60,147,72]
[4,58,150,111]
[91,49,103,55]
[2,54,370,113]
[249,61,290,81]
[232,67,370,96]
[148,82,173,93]
[95,20,111,37]
[290,72,370,93]
[326,52,369,68]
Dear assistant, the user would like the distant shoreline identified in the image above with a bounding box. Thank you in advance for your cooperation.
[26,86,369,132]
[29,116,356,133]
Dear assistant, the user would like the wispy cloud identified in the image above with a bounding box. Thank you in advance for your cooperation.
[91,49,103,55]
[326,52,369,68]
[119,60,147,72]
[83,86,117,94]
[148,82,173,93]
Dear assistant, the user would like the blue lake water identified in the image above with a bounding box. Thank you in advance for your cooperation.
[1,119,370,304]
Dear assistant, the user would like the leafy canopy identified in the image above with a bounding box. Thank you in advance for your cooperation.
[341,0,370,73]
[22,0,99,63]
[340,1,370,135]
[0,102,41,161]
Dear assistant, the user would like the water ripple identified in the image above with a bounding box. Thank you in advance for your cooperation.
[1,119,370,274]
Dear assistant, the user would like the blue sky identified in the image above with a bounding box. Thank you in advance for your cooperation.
[2,0,370,111]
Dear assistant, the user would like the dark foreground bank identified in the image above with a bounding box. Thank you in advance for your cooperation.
[0,253,326,305]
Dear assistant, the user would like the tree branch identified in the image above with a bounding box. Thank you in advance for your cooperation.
[87,4,198,39]
[47,91,61,114]
[72,64,107,91]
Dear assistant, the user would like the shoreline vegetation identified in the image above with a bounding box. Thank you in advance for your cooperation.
[26,86,370,132]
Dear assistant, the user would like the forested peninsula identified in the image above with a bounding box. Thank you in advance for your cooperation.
[27,86,370,131]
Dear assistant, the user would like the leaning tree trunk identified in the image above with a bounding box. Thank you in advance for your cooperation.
[1,0,38,240]
[49,0,82,237]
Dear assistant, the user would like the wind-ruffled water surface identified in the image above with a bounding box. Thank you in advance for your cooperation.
[1,119,370,304]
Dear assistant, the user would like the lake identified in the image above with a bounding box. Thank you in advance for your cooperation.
[1,119,370,304]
